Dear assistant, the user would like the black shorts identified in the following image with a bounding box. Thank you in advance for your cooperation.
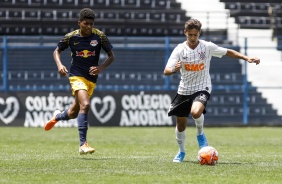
[168,91,210,117]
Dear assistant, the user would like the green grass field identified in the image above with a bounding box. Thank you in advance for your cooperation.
[0,127,281,184]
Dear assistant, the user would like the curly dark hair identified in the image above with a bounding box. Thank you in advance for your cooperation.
[79,8,95,21]
[185,19,202,31]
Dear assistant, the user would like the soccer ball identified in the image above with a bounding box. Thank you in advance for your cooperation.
[197,146,218,165]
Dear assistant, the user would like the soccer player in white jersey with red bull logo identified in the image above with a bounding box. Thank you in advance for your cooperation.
[44,8,115,155]
[164,19,260,162]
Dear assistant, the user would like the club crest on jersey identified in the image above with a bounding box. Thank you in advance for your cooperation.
[90,40,98,47]
[198,52,206,60]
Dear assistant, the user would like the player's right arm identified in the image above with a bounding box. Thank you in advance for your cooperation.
[54,33,73,77]
[164,61,182,76]
[53,47,68,77]
[163,46,182,76]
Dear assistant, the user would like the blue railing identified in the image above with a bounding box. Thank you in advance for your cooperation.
[243,37,248,125]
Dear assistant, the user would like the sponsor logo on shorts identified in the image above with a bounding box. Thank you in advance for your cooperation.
[199,93,208,101]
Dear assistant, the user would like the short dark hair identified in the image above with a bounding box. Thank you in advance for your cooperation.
[79,8,95,21]
[185,19,202,31]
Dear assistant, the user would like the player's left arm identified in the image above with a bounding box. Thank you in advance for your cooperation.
[99,50,115,71]
[225,49,260,65]
[89,50,115,76]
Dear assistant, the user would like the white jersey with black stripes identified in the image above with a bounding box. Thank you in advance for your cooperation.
[166,40,228,95]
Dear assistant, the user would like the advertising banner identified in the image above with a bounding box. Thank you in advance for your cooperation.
[0,91,176,127]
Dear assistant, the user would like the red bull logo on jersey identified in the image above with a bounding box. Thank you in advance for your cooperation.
[76,50,95,58]
[184,63,205,71]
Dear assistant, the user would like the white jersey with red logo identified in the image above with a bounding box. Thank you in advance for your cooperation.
[166,40,227,95]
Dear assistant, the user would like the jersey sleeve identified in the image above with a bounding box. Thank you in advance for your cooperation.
[101,33,113,53]
[57,30,80,51]
[57,33,71,51]
[208,41,227,58]
[166,45,181,68]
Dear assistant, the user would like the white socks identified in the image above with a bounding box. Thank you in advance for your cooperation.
[193,114,204,135]
[175,127,186,153]
[175,114,204,153]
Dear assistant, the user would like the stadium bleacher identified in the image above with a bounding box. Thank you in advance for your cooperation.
[0,0,188,36]
[220,0,282,50]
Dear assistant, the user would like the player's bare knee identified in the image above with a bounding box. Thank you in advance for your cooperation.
[176,124,186,132]
[176,117,187,131]
[80,103,90,112]
[191,111,201,119]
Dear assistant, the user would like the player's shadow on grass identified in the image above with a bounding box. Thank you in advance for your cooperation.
[183,160,243,165]
[215,162,243,165]
[74,157,112,161]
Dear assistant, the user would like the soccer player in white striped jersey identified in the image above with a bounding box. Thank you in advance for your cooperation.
[164,19,260,163]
